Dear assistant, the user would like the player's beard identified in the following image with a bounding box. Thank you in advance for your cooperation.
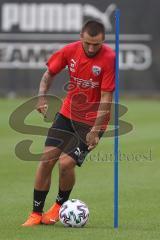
[84,47,102,58]
[86,52,97,58]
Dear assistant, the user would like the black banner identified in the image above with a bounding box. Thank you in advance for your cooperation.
[0,0,159,95]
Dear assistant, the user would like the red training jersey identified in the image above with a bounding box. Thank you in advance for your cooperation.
[47,41,115,127]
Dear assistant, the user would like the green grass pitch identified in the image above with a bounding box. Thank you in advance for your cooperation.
[0,98,160,240]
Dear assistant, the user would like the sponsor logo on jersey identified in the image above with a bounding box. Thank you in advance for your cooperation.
[70,59,76,72]
[92,65,101,76]
[71,76,99,89]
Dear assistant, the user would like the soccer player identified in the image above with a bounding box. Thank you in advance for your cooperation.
[22,20,115,226]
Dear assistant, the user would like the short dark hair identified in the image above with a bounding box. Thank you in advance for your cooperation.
[81,20,105,38]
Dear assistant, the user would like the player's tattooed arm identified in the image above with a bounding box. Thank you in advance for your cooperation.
[36,70,54,115]
[38,70,53,95]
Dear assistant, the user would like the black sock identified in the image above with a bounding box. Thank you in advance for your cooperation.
[33,189,49,213]
[56,188,72,205]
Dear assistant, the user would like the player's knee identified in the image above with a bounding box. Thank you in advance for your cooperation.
[39,151,59,169]
[40,150,60,163]
[39,161,55,172]
[59,156,75,177]
[40,154,56,163]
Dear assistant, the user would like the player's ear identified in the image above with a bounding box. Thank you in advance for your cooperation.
[80,32,83,40]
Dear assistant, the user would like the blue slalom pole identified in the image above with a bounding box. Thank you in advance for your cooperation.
[114,9,120,229]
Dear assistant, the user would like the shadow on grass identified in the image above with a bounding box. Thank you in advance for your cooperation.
[33,222,160,232]
[34,222,114,230]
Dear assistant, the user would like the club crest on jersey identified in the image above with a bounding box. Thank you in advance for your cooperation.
[92,65,101,76]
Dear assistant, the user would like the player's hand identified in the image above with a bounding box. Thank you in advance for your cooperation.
[86,130,100,150]
[36,96,48,117]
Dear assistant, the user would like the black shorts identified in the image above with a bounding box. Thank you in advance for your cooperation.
[45,112,104,166]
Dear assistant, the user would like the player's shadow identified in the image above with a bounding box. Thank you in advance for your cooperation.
[39,222,158,231]
[41,222,113,229]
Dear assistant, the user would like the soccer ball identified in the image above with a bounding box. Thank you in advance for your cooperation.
[59,199,89,227]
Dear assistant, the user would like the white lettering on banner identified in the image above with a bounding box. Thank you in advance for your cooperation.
[118,44,152,70]
[38,4,63,31]
[0,3,153,70]
[20,4,37,31]
[65,4,82,31]
[2,4,18,31]
[0,43,65,68]
[1,3,113,31]
[0,43,152,70]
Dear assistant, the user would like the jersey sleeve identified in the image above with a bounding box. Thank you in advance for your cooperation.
[101,54,115,92]
[46,46,68,75]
